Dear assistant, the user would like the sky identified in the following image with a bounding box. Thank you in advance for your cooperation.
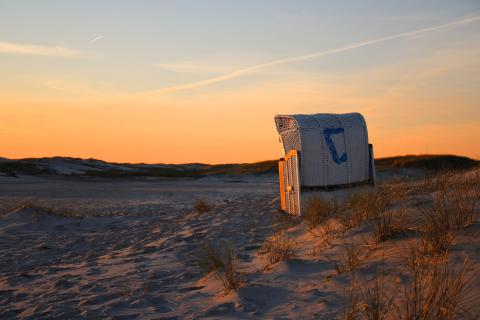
[1,0,479,164]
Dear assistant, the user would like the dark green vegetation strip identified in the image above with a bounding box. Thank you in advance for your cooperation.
[0,155,477,178]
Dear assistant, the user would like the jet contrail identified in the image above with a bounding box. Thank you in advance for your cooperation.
[90,35,104,44]
[0,41,85,58]
[150,15,480,95]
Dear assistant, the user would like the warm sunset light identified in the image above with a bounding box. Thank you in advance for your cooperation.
[2,3,480,319]
[1,1,479,164]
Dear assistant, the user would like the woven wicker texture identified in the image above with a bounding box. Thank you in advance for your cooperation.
[283,151,301,215]
[274,113,370,187]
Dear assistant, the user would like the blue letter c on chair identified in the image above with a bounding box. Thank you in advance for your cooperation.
[323,128,347,164]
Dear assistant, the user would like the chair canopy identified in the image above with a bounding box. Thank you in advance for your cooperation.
[274,113,370,187]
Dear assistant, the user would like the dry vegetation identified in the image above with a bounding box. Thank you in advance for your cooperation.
[331,241,363,274]
[342,188,395,229]
[259,230,295,268]
[302,195,340,229]
[19,199,80,217]
[341,254,472,319]
[193,199,212,213]
[358,272,393,320]
[196,241,243,292]
[420,174,478,255]
[370,208,409,243]
[283,167,478,318]
[337,169,479,319]
[193,163,478,315]
[397,252,472,320]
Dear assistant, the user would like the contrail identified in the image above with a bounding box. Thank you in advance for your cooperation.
[149,14,480,95]
[90,35,104,44]
[0,41,85,58]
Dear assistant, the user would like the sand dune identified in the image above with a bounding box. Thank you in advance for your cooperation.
[0,169,479,319]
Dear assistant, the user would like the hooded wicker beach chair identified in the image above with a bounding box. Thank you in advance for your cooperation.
[274,112,375,215]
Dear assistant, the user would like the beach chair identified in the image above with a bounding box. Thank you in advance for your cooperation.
[275,113,375,215]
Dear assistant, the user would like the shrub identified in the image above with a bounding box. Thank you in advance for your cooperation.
[259,230,295,267]
[420,184,477,255]
[399,242,429,274]
[397,253,471,320]
[343,188,393,229]
[20,200,78,217]
[216,244,243,292]
[331,241,363,274]
[358,272,393,320]
[196,241,243,292]
[421,208,455,256]
[370,209,409,243]
[196,241,225,273]
[303,195,339,229]
[311,221,338,254]
[343,264,393,320]
[343,280,359,320]
[193,199,212,213]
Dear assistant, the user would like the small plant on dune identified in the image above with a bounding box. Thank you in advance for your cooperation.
[196,241,225,273]
[440,186,477,229]
[358,270,393,320]
[259,230,295,267]
[421,171,454,194]
[193,199,212,213]
[398,242,429,275]
[370,209,409,243]
[196,241,243,292]
[343,188,393,229]
[303,195,339,229]
[331,241,363,274]
[342,263,394,320]
[343,279,359,320]
[275,211,300,231]
[397,252,472,320]
[420,184,477,255]
[216,244,243,292]
[311,221,338,255]
[421,208,456,256]
[20,199,78,217]
[344,190,371,228]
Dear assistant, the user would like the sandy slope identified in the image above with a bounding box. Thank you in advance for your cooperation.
[0,176,280,319]
[0,171,479,319]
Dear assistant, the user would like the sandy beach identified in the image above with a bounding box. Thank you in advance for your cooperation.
[1,168,479,319]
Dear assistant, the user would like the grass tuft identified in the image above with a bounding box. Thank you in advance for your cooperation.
[397,253,472,320]
[193,199,212,213]
[331,241,363,274]
[303,195,339,229]
[370,209,409,243]
[196,241,243,292]
[259,230,295,267]
[343,188,393,229]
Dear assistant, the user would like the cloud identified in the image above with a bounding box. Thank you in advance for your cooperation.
[148,14,480,95]
[90,35,104,44]
[154,61,230,74]
[0,41,85,58]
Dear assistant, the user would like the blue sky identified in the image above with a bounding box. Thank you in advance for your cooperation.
[1,1,479,162]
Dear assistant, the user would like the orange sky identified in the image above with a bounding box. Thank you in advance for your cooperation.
[1,2,479,164]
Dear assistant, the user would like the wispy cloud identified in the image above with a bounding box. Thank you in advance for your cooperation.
[155,61,230,74]
[149,14,480,95]
[0,41,85,58]
[90,35,103,44]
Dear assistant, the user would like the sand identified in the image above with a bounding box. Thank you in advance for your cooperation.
[0,171,479,319]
